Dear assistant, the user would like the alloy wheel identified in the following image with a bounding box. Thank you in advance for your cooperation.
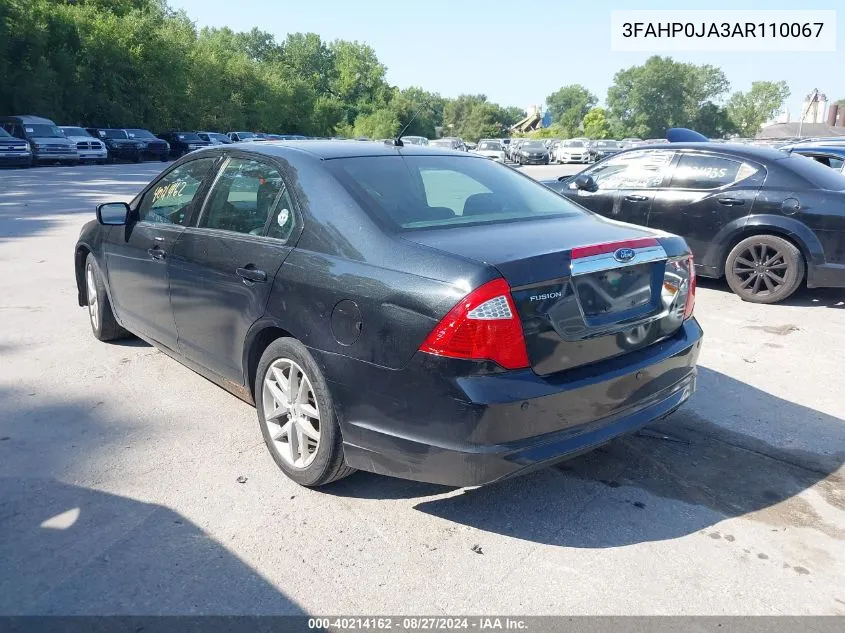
[732,243,789,298]
[262,358,321,468]
[86,264,99,331]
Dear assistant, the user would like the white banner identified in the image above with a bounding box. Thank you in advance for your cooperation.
[610,10,837,52]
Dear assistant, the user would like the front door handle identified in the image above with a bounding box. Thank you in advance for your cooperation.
[236,267,267,283]
[717,197,745,206]
[147,247,166,260]
[624,194,649,202]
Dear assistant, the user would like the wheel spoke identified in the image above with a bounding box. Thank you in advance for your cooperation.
[266,402,288,422]
[762,252,782,266]
[740,274,756,289]
[288,368,300,407]
[767,262,788,270]
[296,416,320,441]
[764,270,784,284]
[294,377,307,405]
[752,274,762,294]
[270,420,291,443]
[759,245,767,263]
[735,256,755,268]
[296,427,309,463]
[270,366,290,399]
[299,402,319,420]
[761,273,774,292]
[265,380,287,408]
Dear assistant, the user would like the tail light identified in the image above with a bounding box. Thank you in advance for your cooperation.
[662,255,695,320]
[419,278,529,369]
[684,255,696,319]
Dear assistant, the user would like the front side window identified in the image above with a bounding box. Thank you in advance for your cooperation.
[199,157,291,237]
[137,158,217,225]
[670,154,754,189]
[582,150,674,190]
[329,155,586,230]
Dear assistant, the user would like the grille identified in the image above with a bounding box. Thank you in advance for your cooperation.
[0,145,27,153]
[41,144,71,153]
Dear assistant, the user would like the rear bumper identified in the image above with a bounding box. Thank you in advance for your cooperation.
[318,319,703,487]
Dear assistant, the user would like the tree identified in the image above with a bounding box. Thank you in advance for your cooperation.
[727,81,790,137]
[607,56,730,138]
[582,108,611,139]
[545,85,597,137]
[443,95,510,141]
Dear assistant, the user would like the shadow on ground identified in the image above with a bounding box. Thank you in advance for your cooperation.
[0,478,302,615]
[337,366,845,549]
[697,276,845,309]
[0,383,298,615]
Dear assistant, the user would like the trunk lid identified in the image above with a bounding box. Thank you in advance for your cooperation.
[403,216,693,375]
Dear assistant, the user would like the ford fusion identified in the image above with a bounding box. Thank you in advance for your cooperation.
[75,142,702,488]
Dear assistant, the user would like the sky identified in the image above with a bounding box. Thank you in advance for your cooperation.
[168,0,842,120]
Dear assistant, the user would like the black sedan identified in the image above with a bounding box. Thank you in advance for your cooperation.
[74,142,701,488]
[156,131,211,158]
[125,128,171,161]
[544,142,845,304]
[781,144,845,175]
[514,140,550,165]
[589,139,622,162]
[86,128,144,162]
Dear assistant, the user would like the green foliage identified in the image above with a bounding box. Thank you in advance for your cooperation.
[582,108,611,139]
[443,95,516,142]
[726,81,790,137]
[607,56,729,138]
[545,85,597,137]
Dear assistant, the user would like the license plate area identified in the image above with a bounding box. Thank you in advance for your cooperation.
[574,262,655,319]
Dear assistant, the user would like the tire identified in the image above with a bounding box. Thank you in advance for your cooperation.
[725,234,805,304]
[255,337,355,487]
[84,253,126,341]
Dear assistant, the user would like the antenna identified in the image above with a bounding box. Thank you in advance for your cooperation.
[389,108,423,147]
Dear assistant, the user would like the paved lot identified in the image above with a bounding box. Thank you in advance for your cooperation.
[1,162,844,615]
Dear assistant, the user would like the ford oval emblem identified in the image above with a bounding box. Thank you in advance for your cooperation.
[614,247,636,263]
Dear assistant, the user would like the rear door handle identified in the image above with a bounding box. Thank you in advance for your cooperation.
[236,267,267,283]
[717,197,745,206]
[147,247,166,260]
[624,194,649,202]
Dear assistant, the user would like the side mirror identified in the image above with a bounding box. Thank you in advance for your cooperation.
[574,174,597,192]
[97,202,130,225]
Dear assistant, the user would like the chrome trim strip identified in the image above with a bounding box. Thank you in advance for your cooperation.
[571,245,667,276]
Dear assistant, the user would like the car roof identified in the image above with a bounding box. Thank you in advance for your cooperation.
[622,142,789,162]
[192,140,478,160]
[2,115,56,124]
[788,145,845,154]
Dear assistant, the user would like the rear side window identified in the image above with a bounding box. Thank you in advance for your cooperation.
[584,150,674,190]
[670,154,756,190]
[782,153,845,190]
[200,157,291,237]
[329,155,585,230]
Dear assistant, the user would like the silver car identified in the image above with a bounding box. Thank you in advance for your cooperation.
[59,127,108,164]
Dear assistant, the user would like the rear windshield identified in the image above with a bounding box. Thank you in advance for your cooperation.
[783,153,845,190]
[522,141,545,149]
[478,141,502,150]
[175,132,202,141]
[236,132,257,139]
[564,140,585,147]
[328,155,586,230]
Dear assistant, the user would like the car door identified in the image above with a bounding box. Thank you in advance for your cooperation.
[103,156,218,348]
[167,154,300,384]
[648,151,763,261]
[562,149,674,226]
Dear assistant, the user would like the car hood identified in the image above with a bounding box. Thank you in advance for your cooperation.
[63,135,102,143]
[30,136,74,146]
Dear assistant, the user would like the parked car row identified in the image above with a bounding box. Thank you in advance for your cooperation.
[0,114,330,168]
